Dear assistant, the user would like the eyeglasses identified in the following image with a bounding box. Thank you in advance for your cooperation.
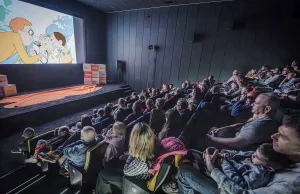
[28,29,34,36]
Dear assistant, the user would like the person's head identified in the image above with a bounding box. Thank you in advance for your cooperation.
[287,71,297,80]
[58,126,69,137]
[164,93,171,100]
[125,96,131,102]
[131,92,138,99]
[232,70,239,76]
[181,82,187,89]
[241,86,251,96]
[103,105,113,116]
[159,109,181,140]
[236,76,245,87]
[80,126,96,143]
[231,82,239,90]
[113,109,123,122]
[208,75,214,82]
[282,67,291,76]
[156,88,160,94]
[139,95,146,102]
[147,88,152,93]
[169,84,174,89]
[132,101,142,113]
[273,68,280,75]
[261,64,268,71]
[81,114,92,128]
[291,60,298,67]
[176,98,188,111]
[141,89,147,95]
[271,116,300,161]
[118,98,126,108]
[127,103,132,109]
[129,122,156,161]
[10,18,34,46]
[185,80,191,86]
[22,127,35,140]
[76,122,82,130]
[93,109,98,115]
[245,91,259,104]
[49,32,66,48]
[192,87,202,100]
[251,93,280,117]
[155,98,165,109]
[112,122,126,138]
[107,103,114,108]
[146,99,154,109]
[97,108,105,117]
[252,143,292,171]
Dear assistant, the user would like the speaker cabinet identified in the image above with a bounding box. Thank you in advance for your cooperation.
[116,60,126,72]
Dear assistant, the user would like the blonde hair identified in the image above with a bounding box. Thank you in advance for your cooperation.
[112,122,126,138]
[129,122,156,161]
[10,18,32,32]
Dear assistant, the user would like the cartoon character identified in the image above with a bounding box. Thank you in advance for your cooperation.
[0,17,46,64]
[49,32,72,64]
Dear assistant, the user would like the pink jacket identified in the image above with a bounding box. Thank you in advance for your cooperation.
[150,137,187,175]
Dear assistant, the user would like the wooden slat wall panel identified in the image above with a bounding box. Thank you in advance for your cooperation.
[107,1,300,91]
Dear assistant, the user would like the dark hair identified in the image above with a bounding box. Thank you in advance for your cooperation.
[118,98,126,106]
[114,109,123,122]
[177,98,188,109]
[146,99,154,107]
[133,101,142,113]
[283,115,300,137]
[125,96,131,102]
[81,114,92,128]
[104,105,113,116]
[259,143,292,168]
[58,126,69,136]
[53,32,66,46]
[97,108,104,116]
[156,98,165,109]
[139,95,146,101]
[76,122,82,130]
[158,109,181,140]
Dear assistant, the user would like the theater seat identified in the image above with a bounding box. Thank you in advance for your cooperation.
[27,130,54,154]
[69,140,109,187]
[123,156,174,194]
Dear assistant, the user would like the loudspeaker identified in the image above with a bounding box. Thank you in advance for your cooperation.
[117,60,126,72]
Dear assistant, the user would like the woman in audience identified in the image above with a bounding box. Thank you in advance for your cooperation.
[150,98,166,134]
[81,114,93,128]
[96,122,157,194]
[187,87,204,111]
[158,109,182,141]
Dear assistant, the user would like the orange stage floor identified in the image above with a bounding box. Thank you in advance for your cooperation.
[0,85,102,109]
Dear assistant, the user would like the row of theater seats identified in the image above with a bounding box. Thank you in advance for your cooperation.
[24,89,188,193]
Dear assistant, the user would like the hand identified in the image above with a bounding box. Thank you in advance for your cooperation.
[209,127,220,134]
[59,155,67,165]
[204,149,219,173]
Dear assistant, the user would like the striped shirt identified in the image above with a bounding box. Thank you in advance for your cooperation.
[123,155,154,180]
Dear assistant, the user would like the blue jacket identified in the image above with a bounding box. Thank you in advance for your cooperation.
[231,100,252,118]
[62,137,99,167]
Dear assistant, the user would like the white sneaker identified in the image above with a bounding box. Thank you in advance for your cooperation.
[162,181,179,194]
[25,157,38,163]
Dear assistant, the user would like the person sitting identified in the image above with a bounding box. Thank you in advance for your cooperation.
[222,70,239,88]
[158,109,182,141]
[291,60,299,73]
[255,64,269,80]
[58,126,98,178]
[161,84,169,93]
[280,84,300,109]
[176,116,300,194]
[278,71,300,93]
[95,122,157,194]
[187,87,203,111]
[102,122,126,168]
[200,93,280,150]
[150,88,158,97]
[11,127,35,154]
[95,105,113,123]
[92,108,98,120]
[268,67,291,88]
[164,93,172,100]
[25,126,70,163]
[175,98,193,127]
[123,101,143,124]
[130,92,138,101]
[245,69,257,79]
[150,98,166,134]
[139,89,149,98]
[113,98,131,122]
[143,99,154,114]
[92,108,104,122]
[70,122,83,134]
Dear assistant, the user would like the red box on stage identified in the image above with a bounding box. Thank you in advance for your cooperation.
[84,78,92,85]
[84,72,92,78]
[91,64,99,71]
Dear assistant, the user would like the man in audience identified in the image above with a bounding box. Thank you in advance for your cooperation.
[222,70,239,88]
[278,71,300,93]
[143,99,154,114]
[280,84,300,109]
[255,64,269,80]
[268,67,291,88]
[59,126,98,177]
[123,101,143,124]
[202,93,279,150]
[150,98,166,133]
[113,98,131,122]
[175,98,192,127]
[176,116,300,194]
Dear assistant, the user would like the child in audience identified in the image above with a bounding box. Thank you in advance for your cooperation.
[25,126,70,163]
[59,126,98,178]
[102,122,126,168]
[93,108,104,122]
[11,127,35,154]
[150,98,166,134]
[143,99,154,114]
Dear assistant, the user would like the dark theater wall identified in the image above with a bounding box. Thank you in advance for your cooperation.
[0,0,106,92]
[106,0,300,91]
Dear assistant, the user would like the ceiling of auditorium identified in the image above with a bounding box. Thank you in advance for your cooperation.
[76,0,233,13]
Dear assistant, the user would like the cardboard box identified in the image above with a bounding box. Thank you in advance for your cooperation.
[0,74,8,86]
[1,84,17,97]
[83,63,91,72]
[92,78,106,84]
[91,64,106,71]
[84,78,92,85]
[99,64,106,71]
[92,70,106,78]
[91,64,99,71]
[84,71,92,78]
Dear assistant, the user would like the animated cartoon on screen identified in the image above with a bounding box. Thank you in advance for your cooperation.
[0,0,76,64]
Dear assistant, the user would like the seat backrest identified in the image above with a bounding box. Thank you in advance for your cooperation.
[84,140,109,174]
[93,121,103,134]
[27,130,54,154]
